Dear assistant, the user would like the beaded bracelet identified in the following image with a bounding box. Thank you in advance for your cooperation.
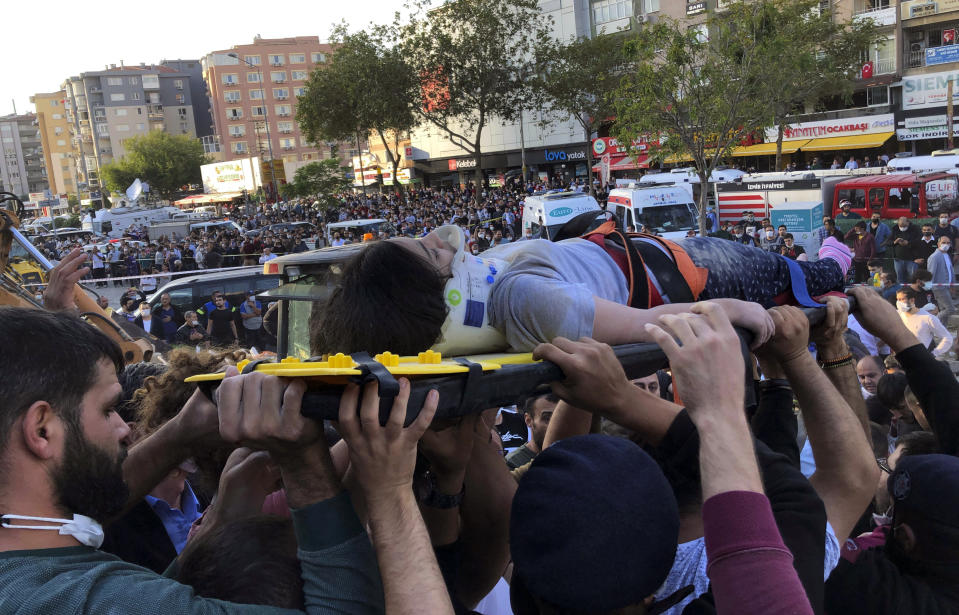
[818,353,854,369]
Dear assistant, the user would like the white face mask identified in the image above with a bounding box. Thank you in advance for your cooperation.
[897,301,911,313]
[2,513,104,548]
[190,320,199,326]
[941,218,949,225]
[766,230,775,239]
[942,244,952,252]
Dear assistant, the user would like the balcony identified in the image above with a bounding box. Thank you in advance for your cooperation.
[227,115,243,121]
[853,3,896,26]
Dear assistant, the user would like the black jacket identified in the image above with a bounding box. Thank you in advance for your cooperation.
[100,500,178,574]
[885,223,922,261]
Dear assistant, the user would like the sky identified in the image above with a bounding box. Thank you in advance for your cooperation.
[1,0,407,116]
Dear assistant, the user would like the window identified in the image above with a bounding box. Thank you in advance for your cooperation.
[232,141,248,154]
[52,113,62,120]
[278,121,294,133]
[115,108,128,116]
[148,92,161,104]
[592,0,631,25]
[252,106,266,117]
[178,108,187,117]
[250,89,265,100]
[116,124,130,132]
[247,72,262,83]
[96,123,109,136]
[689,24,709,43]
[132,92,141,100]
[141,74,158,89]
[175,94,185,104]
[281,138,295,149]
[50,100,58,107]
[269,54,285,66]
[301,137,311,147]
[290,53,306,63]
[135,123,145,130]
[57,139,66,146]
[174,79,184,90]
[222,73,238,84]
[110,93,126,102]
[244,55,262,65]
[294,87,307,97]
[225,91,241,103]
[54,127,63,135]
[129,77,138,85]
[227,107,243,119]
[271,71,287,83]
[867,85,889,106]
[273,88,289,99]
[644,0,659,11]
[137,108,143,115]
[311,52,326,63]
[275,104,292,116]
[229,125,246,137]
[837,188,867,210]
[291,70,308,80]
[107,77,123,86]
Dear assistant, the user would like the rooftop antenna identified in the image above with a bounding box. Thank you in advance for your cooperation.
[11,99,16,114]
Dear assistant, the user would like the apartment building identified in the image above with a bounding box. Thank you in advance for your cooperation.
[30,91,77,195]
[202,36,348,166]
[61,64,199,192]
[0,113,47,197]
[161,59,215,137]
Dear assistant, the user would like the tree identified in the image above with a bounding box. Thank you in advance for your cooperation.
[613,9,771,235]
[400,0,553,206]
[100,131,209,202]
[297,26,417,199]
[752,0,882,169]
[536,32,630,195]
[280,159,353,210]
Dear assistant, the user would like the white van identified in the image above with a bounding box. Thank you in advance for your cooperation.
[607,186,699,240]
[887,153,959,176]
[638,166,746,186]
[190,220,244,234]
[521,192,601,240]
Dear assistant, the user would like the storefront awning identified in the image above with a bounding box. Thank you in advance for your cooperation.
[799,132,894,152]
[611,155,649,170]
[730,140,810,157]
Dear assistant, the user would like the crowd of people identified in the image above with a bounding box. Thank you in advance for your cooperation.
[3,165,959,613]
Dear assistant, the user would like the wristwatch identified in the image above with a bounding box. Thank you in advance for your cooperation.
[421,471,465,509]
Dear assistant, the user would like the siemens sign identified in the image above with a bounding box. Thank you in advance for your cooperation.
[543,149,586,162]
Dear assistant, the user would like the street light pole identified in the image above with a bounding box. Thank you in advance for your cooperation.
[228,52,278,202]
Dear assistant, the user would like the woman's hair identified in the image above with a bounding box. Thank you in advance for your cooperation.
[310,241,448,356]
[132,347,249,498]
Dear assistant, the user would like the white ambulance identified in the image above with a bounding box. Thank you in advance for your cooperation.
[521,191,601,240]
[606,185,699,240]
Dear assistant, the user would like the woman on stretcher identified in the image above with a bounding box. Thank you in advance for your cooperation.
[311,222,852,356]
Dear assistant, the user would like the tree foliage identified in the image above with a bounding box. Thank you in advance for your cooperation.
[536,32,630,194]
[297,25,417,198]
[100,131,209,201]
[752,0,882,168]
[399,0,553,204]
[280,159,353,209]
[613,9,770,233]
[612,0,879,233]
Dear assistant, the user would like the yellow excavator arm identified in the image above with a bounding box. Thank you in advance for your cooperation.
[0,193,153,364]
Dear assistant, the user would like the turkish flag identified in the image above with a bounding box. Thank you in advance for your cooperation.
[861,62,874,79]
[944,29,956,45]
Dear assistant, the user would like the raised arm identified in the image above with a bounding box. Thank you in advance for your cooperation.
[756,305,878,544]
[337,380,453,615]
[645,304,813,615]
